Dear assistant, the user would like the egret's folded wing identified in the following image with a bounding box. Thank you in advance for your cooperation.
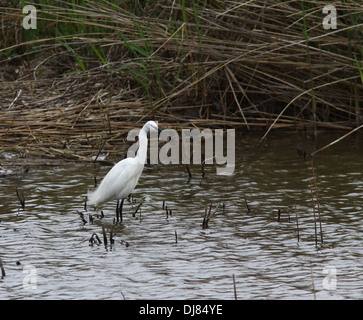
[88,157,142,207]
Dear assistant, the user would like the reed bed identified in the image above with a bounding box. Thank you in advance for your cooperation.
[0,0,362,162]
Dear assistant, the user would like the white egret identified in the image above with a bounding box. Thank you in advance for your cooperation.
[87,120,160,222]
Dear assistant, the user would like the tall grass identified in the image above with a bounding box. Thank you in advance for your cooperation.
[0,0,362,159]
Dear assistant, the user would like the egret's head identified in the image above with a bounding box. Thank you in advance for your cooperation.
[143,121,160,133]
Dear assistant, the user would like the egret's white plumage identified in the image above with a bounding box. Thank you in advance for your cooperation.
[87,121,159,213]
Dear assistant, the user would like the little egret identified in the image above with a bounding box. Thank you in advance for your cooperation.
[87,120,160,222]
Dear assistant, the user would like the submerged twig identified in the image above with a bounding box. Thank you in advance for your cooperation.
[185,165,192,180]
[310,267,317,300]
[310,160,323,245]
[295,203,300,244]
[165,204,172,219]
[119,240,130,247]
[16,187,25,209]
[202,203,219,229]
[308,179,318,247]
[110,230,114,246]
[233,274,238,300]
[89,214,95,224]
[297,146,307,161]
[102,226,107,247]
[0,258,5,279]
[77,210,87,225]
[133,201,143,217]
[244,198,251,214]
[202,204,212,229]
[89,232,101,246]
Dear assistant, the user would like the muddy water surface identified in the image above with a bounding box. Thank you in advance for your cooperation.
[0,132,362,299]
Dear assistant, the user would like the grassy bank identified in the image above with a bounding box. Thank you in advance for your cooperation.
[0,0,362,161]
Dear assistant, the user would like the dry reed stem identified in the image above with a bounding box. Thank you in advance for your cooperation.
[310,160,323,245]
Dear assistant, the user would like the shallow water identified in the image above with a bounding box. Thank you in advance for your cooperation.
[0,132,362,299]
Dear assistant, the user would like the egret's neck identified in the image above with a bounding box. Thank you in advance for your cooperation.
[136,129,148,164]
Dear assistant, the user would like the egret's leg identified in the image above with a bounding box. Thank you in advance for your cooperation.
[116,199,120,222]
[115,199,124,223]
[119,199,124,223]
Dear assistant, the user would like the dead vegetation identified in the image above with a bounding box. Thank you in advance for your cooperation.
[0,1,362,163]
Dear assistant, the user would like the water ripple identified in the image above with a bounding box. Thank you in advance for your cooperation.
[0,133,362,299]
